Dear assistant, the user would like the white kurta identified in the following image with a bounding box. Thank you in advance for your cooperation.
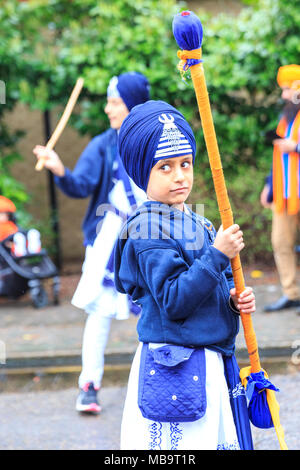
[71,172,146,318]
[71,169,146,388]
[121,344,240,450]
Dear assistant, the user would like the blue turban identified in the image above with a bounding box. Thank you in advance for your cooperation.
[118,100,196,191]
[107,72,150,111]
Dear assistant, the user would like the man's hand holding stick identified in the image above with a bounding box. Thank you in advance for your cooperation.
[34,77,84,173]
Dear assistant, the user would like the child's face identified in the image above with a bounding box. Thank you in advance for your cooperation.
[146,155,193,210]
[0,212,9,223]
[104,97,129,130]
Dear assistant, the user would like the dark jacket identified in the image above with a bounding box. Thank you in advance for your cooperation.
[55,128,117,246]
[114,201,240,356]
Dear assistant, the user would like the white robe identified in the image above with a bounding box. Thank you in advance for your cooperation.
[121,344,240,450]
[71,173,146,318]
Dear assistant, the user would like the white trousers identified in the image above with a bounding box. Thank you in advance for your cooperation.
[74,239,131,389]
[78,284,132,389]
[78,311,112,389]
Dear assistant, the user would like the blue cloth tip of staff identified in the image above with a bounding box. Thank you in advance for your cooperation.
[173,10,203,68]
[246,370,279,429]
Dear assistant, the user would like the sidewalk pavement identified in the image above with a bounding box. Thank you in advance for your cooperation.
[1,268,300,450]
[1,269,300,375]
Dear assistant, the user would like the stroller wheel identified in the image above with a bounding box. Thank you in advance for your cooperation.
[30,285,48,309]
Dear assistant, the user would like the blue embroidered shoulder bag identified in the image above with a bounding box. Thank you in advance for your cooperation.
[138,344,207,422]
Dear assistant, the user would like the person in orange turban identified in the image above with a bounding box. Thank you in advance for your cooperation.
[0,196,18,242]
[261,65,300,312]
[277,64,300,90]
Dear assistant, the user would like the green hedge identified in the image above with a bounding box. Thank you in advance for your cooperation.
[193,0,300,262]
[0,2,30,223]
[2,0,300,262]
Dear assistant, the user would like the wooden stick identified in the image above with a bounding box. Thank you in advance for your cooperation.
[35,77,84,171]
[188,61,261,373]
[173,11,288,450]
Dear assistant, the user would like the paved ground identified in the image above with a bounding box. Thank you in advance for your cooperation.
[1,277,300,368]
[0,268,300,450]
[0,386,125,450]
[0,373,299,450]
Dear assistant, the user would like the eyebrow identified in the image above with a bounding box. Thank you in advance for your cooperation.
[159,156,193,164]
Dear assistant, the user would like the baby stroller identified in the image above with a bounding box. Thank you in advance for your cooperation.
[0,229,60,308]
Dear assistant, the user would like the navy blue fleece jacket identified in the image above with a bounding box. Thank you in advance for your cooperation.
[54,128,117,246]
[114,201,240,356]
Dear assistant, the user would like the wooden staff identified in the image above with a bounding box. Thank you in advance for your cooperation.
[35,77,84,171]
[173,10,288,450]
[173,14,260,373]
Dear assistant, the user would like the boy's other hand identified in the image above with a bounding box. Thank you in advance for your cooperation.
[230,287,255,314]
[33,145,65,177]
[213,224,244,259]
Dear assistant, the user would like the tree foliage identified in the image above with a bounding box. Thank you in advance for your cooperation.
[199,0,300,262]
[0,2,30,219]
[1,0,300,261]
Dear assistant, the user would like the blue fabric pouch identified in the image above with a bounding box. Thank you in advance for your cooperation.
[138,343,207,422]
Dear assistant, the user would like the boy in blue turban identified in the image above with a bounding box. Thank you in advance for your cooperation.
[114,100,255,450]
[33,72,150,414]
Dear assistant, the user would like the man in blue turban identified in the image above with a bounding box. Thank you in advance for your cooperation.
[33,72,150,414]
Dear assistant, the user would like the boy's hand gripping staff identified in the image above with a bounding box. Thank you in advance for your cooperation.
[35,77,84,171]
[172,10,287,450]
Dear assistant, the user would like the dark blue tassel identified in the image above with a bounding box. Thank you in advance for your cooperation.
[246,371,279,429]
[172,10,203,68]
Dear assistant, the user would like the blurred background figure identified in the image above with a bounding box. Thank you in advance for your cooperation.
[260,64,300,312]
[33,72,150,414]
[0,196,18,243]
[0,195,58,308]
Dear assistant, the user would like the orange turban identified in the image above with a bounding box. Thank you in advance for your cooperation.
[277,65,300,89]
[0,196,16,213]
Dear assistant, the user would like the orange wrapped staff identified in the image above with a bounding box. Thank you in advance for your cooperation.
[172,10,287,450]
[35,77,84,171]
